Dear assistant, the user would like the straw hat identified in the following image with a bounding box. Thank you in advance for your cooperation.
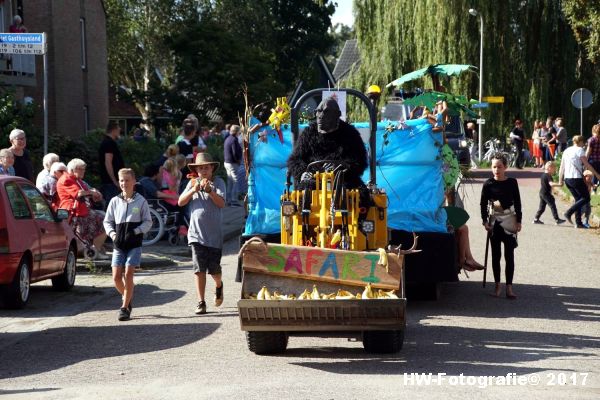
[188,152,219,169]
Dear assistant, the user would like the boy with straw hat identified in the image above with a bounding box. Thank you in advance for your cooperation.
[178,153,226,315]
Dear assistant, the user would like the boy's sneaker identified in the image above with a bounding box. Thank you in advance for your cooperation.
[555,218,566,225]
[563,213,573,224]
[532,219,544,224]
[195,301,207,315]
[215,283,224,307]
[118,307,131,321]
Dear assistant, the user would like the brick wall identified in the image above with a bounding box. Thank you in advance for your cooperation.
[24,0,107,140]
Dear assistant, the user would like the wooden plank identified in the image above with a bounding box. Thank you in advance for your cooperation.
[242,242,402,289]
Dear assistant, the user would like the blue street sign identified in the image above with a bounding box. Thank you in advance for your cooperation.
[0,33,46,55]
[471,102,489,109]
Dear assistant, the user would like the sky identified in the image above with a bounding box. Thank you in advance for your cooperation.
[331,0,354,27]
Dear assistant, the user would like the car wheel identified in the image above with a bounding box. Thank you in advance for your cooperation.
[52,245,77,291]
[2,258,31,309]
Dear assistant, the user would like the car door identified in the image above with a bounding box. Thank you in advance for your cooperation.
[3,181,42,278]
[19,184,68,275]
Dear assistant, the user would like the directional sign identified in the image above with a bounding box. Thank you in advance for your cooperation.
[0,33,46,55]
[471,102,489,109]
[482,96,504,103]
[476,118,486,125]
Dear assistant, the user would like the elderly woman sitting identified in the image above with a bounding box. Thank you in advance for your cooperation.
[57,158,108,258]
[41,162,67,208]
[36,152,60,190]
[0,148,15,175]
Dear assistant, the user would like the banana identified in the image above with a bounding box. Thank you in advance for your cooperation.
[311,285,320,300]
[257,286,272,300]
[272,291,283,300]
[329,229,342,248]
[385,290,399,299]
[298,289,311,300]
[377,248,389,273]
[335,289,354,300]
[362,283,375,299]
[355,292,362,299]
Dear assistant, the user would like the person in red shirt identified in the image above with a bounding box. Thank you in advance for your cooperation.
[9,15,27,33]
[57,158,108,258]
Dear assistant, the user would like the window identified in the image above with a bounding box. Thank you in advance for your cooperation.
[80,18,87,70]
[0,6,5,33]
[20,184,54,222]
[5,182,32,219]
[83,105,89,133]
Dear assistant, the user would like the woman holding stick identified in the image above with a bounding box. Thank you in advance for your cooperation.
[480,153,522,299]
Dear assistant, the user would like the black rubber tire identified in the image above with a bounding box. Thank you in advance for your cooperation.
[246,331,288,355]
[363,330,404,354]
[2,257,31,309]
[52,245,77,291]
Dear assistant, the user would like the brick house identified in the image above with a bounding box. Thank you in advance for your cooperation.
[0,0,108,138]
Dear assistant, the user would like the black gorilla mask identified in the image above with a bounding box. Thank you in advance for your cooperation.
[315,97,341,134]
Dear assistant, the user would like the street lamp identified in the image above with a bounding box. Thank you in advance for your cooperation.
[469,8,484,162]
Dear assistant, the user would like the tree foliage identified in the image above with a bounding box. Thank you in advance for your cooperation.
[562,0,600,65]
[105,0,198,123]
[347,0,600,138]
[106,0,335,125]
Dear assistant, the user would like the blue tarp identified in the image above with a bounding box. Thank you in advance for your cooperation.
[243,117,447,235]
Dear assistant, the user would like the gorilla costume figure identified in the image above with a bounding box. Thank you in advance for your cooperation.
[287,97,368,190]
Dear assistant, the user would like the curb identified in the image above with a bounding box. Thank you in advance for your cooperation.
[77,224,244,273]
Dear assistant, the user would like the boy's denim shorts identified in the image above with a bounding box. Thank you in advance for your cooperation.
[191,242,222,275]
[111,247,142,268]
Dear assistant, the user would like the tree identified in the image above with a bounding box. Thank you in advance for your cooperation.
[346,0,599,138]
[105,0,198,127]
[164,0,335,122]
[562,0,600,65]
[165,15,281,123]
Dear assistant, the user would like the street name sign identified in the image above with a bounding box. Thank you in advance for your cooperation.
[482,96,504,103]
[0,33,46,55]
[476,118,486,125]
[471,102,489,108]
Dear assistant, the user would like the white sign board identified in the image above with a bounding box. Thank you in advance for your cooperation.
[0,33,46,55]
[322,90,347,121]
[476,118,486,125]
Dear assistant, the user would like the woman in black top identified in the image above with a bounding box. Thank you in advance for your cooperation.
[8,128,34,181]
[480,153,522,299]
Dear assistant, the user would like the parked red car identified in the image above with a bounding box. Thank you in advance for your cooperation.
[0,175,77,308]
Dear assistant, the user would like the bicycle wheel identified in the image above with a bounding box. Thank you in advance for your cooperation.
[142,207,165,246]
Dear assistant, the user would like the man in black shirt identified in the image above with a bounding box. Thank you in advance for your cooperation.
[98,121,124,205]
[509,119,525,169]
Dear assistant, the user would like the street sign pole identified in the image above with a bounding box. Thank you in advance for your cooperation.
[43,33,48,154]
[580,90,583,136]
[0,33,48,153]
[570,88,593,136]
